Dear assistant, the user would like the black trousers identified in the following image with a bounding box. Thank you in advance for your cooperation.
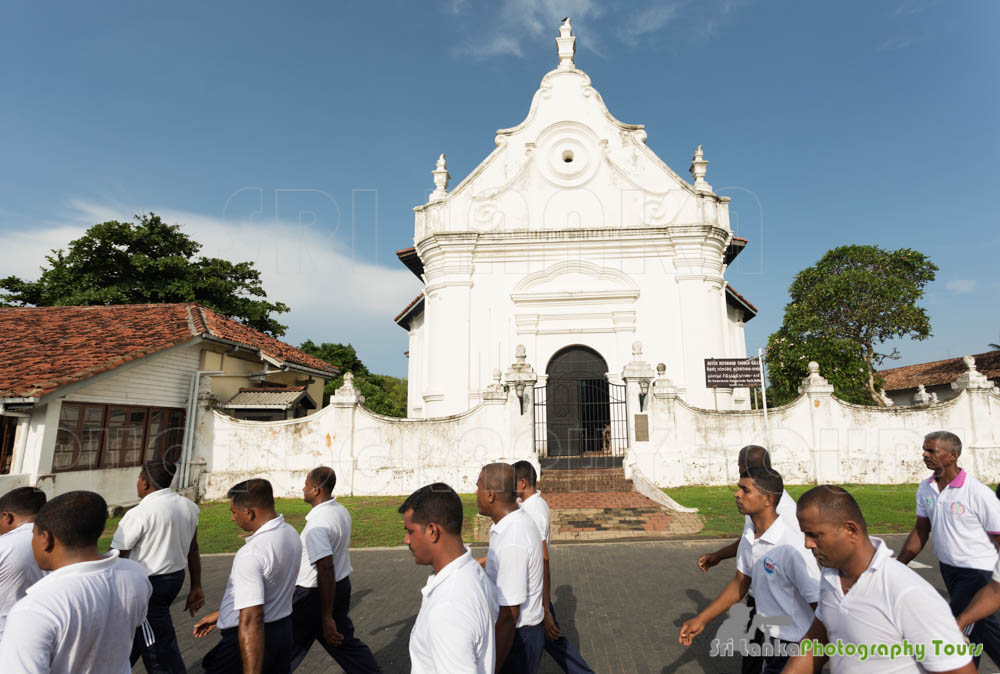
[289,579,381,673]
[741,596,763,674]
[940,562,1000,668]
[202,615,293,674]
[500,621,546,674]
[130,569,186,674]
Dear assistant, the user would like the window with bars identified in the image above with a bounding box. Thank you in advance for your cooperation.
[53,403,186,472]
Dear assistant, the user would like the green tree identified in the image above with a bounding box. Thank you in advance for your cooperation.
[298,341,408,417]
[766,245,937,406]
[1,213,289,336]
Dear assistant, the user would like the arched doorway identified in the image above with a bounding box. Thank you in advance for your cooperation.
[536,346,625,460]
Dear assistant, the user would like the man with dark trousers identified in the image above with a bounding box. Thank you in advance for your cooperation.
[477,462,545,674]
[112,460,203,673]
[194,478,302,673]
[289,466,381,672]
[512,460,594,674]
[896,430,1000,668]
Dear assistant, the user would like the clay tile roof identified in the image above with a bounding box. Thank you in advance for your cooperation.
[394,292,425,327]
[878,350,1000,392]
[725,283,758,319]
[0,304,337,399]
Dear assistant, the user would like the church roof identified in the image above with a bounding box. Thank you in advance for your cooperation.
[396,247,424,280]
[394,293,424,330]
[878,350,1000,392]
[725,284,757,321]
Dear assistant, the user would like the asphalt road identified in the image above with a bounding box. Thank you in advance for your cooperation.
[140,533,999,673]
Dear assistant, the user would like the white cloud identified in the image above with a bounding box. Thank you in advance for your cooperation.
[944,279,977,295]
[3,200,423,376]
[618,5,679,46]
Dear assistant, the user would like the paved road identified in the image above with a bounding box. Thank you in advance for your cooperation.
[143,534,998,673]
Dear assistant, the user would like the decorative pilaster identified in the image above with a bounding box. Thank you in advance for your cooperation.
[504,345,538,414]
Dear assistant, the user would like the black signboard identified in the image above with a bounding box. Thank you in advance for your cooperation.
[705,358,762,388]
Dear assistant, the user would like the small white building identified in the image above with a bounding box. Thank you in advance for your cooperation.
[396,20,756,456]
[0,304,338,505]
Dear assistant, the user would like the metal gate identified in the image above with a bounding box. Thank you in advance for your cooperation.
[534,380,628,458]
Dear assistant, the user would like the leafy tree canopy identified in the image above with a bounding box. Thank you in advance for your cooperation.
[0,213,289,336]
[299,341,407,418]
[766,245,936,406]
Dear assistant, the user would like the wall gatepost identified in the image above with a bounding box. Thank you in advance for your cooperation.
[798,361,838,483]
[503,345,538,466]
[621,341,655,460]
[951,356,1000,475]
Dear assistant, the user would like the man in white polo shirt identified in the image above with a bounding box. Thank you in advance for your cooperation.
[697,446,799,674]
[512,460,594,674]
[784,485,976,674]
[290,466,381,672]
[194,478,302,673]
[680,468,819,673]
[477,462,545,674]
[111,460,203,673]
[401,482,499,673]
[0,490,152,673]
[0,486,46,641]
[896,430,1000,667]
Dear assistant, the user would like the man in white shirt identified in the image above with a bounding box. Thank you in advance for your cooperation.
[896,431,1000,667]
[696,446,799,674]
[0,486,46,641]
[194,478,302,673]
[401,482,499,673]
[0,490,152,673]
[512,460,594,674]
[783,485,976,674]
[680,468,819,673]
[477,462,545,674]
[111,460,203,673]
[290,466,381,672]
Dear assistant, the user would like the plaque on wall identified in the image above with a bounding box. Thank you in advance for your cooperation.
[634,414,649,442]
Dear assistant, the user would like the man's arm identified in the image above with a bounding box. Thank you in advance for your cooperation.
[315,555,344,646]
[895,517,930,565]
[193,610,220,638]
[495,604,520,670]
[697,539,739,572]
[679,571,751,645]
[238,605,266,674]
[541,540,560,640]
[185,530,205,616]
[781,617,828,673]
[957,580,1000,630]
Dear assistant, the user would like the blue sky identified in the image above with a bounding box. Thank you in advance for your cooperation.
[2,0,997,378]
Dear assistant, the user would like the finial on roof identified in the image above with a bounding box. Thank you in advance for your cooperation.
[556,17,575,70]
[690,144,712,193]
[429,153,450,202]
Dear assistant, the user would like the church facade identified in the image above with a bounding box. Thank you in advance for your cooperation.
[395,20,756,433]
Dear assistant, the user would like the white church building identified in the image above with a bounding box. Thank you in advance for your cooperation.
[395,19,757,452]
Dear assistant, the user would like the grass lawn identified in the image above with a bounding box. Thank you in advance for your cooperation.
[100,494,480,555]
[664,484,925,538]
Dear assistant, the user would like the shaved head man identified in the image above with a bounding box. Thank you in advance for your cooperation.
[782,486,976,673]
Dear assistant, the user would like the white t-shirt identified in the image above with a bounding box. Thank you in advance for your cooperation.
[519,492,551,543]
[217,514,302,630]
[410,549,499,674]
[485,508,544,629]
[736,514,820,642]
[111,488,200,576]
[0,522,45,639]
[296,497,354,587]
[0,551,151,674]
[916,469,1000,570]
[994,555,1000,584]
[815,537,973,673]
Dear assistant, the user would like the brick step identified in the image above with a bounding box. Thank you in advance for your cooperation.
[537,467,635,493]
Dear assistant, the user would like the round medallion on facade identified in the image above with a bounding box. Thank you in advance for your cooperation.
[535,122,601,188]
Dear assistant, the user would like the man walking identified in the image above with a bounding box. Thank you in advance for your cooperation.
[680,468,819,673]
[0,486,46,641]
[477,462,545,674]
[194,478,302,673]
[111,460,203,673]
[290,466,381,672]
[784,485,976,673]
[0,490,152,672]
[401,482,498,673]
[512,460,594,674]
[896,430,1000,667]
